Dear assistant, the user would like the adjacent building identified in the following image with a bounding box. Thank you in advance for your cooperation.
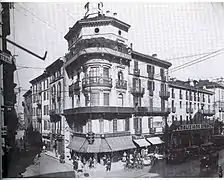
[22,88,32,131]
[168,78,215,149]
[46,58,67,155]
[63,5,171,161]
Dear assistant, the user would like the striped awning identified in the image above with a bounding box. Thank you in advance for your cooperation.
[67,136,86,152]
[106,136,136,152]
[133,138,151,147]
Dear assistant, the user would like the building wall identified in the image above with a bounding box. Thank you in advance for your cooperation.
[168,85,214,126]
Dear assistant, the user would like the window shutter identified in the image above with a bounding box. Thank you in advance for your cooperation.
[153,81,155,91]
[152,66,155,74]
[139,79,141,89]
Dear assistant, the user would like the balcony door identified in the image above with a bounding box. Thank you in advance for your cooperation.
[89,67,99,83]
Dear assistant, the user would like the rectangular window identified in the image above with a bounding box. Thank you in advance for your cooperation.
[125,119,130,131]
[103,67,109,78]
[148,117,152,129]
[186,116,189,123]
[46,105,49,115]
[43,105,46,115]
[186,91,188,100]
[180,115,183,124]
[44,92,46,101]
[44,120,47,130]
[36,108,38,116]
[160,68,164,77]
[180,101,182,109]
[47,90,49,100]
[113,119,117,132]
[148,80,155,92]
[134,61,138,69]
[90,92,100,106]
[147,65,155,75]
[179,90,182,99]
[90,67,99,77]
[104,93,109,106]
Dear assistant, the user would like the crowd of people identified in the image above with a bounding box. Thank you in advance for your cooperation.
[69,151,112,174]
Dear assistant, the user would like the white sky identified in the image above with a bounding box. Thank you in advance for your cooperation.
[8,2,224,112]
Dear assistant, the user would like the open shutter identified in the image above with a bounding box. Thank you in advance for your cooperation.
[133,78,136,89]
[152,66,155,74]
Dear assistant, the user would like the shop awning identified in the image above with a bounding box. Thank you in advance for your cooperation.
[133,138,151,147]
[79,138,101,153]
[106,136,136,152]
[100,138,112,153]
[67,136,86,152]
[146,137,164,145]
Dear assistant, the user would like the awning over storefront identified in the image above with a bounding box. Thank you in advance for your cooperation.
[79,138,112,153]
[67,136,86,152]
[133,138,151,147]
[106,136,136,151]
[146,137,164,145]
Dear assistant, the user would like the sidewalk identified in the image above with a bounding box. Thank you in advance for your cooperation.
[44,150,153,178]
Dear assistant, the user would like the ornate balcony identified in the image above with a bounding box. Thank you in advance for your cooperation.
[134,107,171,116]
[159,91,170,100]
[202,109,215,116]
[131,87,145,97]
[82,76,112,89]
[69,81,80,96]
[116,80,127,90]
[133,69,140,76]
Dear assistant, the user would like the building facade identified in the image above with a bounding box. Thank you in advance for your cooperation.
[63,5,171,160]
[46,58,66,155]
[22,89,33,131]
[168,79,215,149]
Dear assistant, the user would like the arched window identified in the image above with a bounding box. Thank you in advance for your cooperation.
[118,93,123,106]
[118,71,123,81]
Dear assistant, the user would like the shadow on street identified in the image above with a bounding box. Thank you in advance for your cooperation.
[27,171,76,178]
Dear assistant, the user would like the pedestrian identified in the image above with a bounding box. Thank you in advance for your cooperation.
[103,154,107,166]
[107,158,112,171]
[219,165,223,178]
[77,158,84,173]
[89,157,93,169]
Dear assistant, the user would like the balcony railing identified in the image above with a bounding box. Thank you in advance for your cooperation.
[202,109,215,116]
[159,91,170,99]
[69,81,80,96]
[116,80,127,90]
[172,107,176,113]
[133,69,140,76]
[131,87,145,97]
[135,107,171,116]
[82,76,112,88]
[148,72,154,79]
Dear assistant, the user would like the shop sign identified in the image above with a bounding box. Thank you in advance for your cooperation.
[174,124,213,132]
[0,52,12,64]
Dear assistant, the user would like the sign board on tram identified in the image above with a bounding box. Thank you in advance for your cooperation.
[0,52,12,64]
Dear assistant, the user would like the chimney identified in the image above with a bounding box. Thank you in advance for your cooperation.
[152,54,157,58]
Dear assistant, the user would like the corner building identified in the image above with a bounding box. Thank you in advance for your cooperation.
[63,11,172,161]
